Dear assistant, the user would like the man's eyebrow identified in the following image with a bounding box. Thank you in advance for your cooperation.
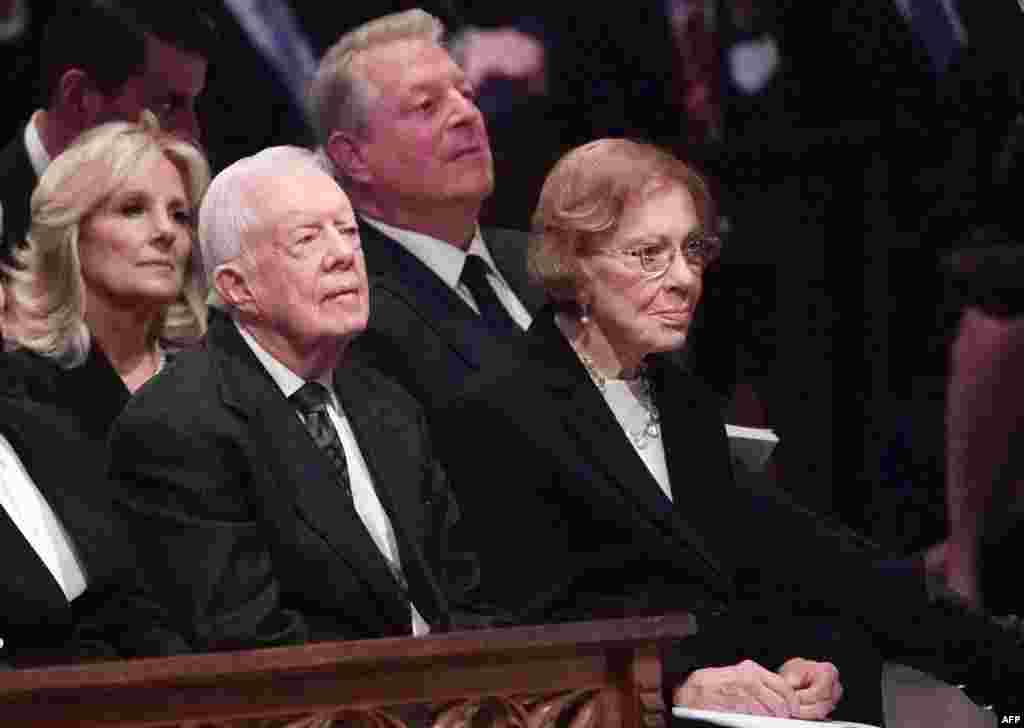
[622,234,670,246]
[404,79,440,96]
[405,68,467,95]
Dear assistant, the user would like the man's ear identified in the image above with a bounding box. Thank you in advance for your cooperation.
[56,69,106,127]
[213,262,260,316]
[327,130,372,184]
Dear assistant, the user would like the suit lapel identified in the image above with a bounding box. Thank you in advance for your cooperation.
[359,220,509,371]
[647,357,733,581]
[333,366,446,627]
[529,311,728,587]
[209,316,411,629]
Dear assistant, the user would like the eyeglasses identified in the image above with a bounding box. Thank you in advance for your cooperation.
[596,232,722,276]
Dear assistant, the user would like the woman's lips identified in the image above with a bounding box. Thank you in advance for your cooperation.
[652,310,692,324]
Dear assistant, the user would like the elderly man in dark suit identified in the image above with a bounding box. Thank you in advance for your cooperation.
[313,9,545,417]
[108,146,470,653]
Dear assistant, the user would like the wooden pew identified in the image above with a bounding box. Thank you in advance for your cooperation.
[0,613,695,728]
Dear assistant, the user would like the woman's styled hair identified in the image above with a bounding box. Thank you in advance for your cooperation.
[2,111,210,367]
[527,138,716,307]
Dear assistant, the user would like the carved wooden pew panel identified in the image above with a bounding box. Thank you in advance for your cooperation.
[0,614,696,728]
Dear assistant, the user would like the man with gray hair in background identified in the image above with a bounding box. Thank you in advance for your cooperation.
[312,9,544,416]
[108,145,473,654]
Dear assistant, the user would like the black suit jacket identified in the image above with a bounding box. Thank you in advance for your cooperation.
[109,312,464,654]
[0,130,36,264]
[1,345,131,447]
[0,392,134,667]
[350,221,544,416]
[434,307,1024,714]
[434,308,738,622]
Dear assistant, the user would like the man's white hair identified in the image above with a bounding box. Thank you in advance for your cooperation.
[198,145,333,305]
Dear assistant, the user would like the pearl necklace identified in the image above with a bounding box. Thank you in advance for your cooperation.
[574,347,661,450]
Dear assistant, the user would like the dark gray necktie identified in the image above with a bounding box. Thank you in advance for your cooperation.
[459,254,522,336]
[291,383,412,596]
[290,381,351,499]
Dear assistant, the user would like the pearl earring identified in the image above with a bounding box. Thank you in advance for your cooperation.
[579,302,591,325]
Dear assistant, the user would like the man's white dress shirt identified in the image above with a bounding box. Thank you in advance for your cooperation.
[0,433,88,601]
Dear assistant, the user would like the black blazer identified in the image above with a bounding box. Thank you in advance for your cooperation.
[108,312,464,654]
[434,308,737,621]
[350,221,544,416]
[433,307,1024,712]
[0,393,133,667]
[0,345,131,447]
[0,131,36,264]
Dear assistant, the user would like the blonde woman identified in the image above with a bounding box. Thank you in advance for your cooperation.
[2,111,208,442]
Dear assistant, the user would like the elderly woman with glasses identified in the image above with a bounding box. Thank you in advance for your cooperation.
[434,139,1024,722]
[1,111,208,443]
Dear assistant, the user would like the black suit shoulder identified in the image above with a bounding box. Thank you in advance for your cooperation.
[111,341,251,502]
[0,131,36,262]
[1,345,131,445]
[341,351,426,415]
[126,341,219,410]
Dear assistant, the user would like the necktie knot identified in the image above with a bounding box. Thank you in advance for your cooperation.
[290,381,350,500]
[290,381,331,416]
[460,252,492,284]
[459,254,522,336]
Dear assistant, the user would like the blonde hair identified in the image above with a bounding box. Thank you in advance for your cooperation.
[2,111,210,367]
[528,138,716,306]
[311,9,445,150]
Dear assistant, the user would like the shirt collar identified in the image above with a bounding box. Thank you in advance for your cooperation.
[235,320,335,401]
[360,216,498,289]
[24,111,52,179]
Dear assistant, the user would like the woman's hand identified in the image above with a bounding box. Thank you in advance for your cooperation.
[777,657,843,719]
[673,659,801,717]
